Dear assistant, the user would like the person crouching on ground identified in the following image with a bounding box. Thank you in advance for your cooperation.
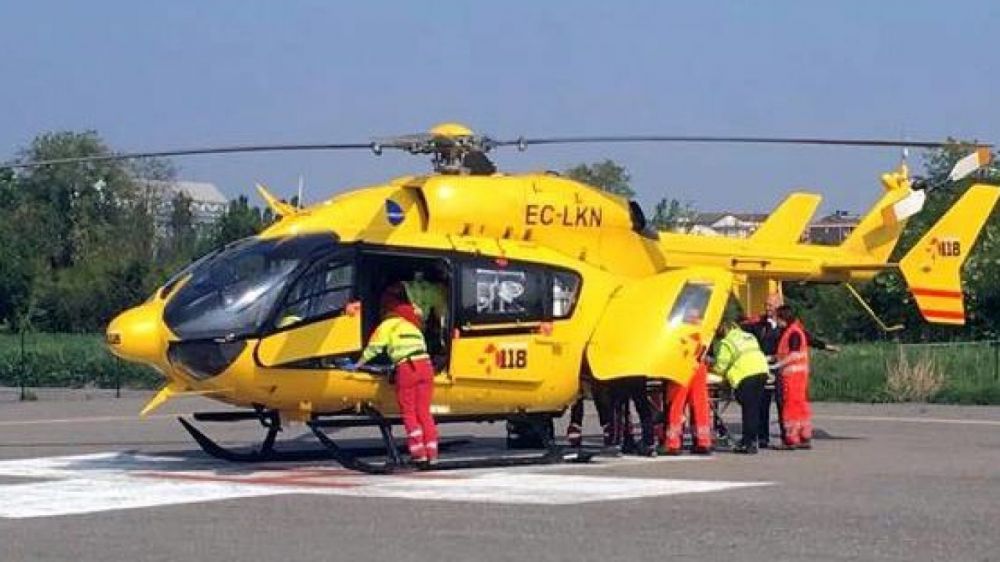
[710,320,770,454]
[348,298,439,467]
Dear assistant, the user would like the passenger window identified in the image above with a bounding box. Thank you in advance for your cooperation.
[460,262,546,325]
[552,271,581,319]
[275,259,354,329]
[667,282,713,327]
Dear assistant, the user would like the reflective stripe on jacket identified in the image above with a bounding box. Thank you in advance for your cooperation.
[712,326,769,388]
[360,316,429,365]
[776,320,810,376]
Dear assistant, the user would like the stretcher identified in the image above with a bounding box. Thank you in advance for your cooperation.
[707,374,734,447]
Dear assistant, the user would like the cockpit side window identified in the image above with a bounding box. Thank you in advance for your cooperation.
[667,282,713,327]
[274,259,355,330]
[163,234,339,340]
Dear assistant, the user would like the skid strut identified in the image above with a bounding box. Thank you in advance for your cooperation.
[179,407,595,474]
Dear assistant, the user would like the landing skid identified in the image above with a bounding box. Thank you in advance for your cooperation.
[308,421,595,474]
[178,417,341,463]
[178,407,596,474]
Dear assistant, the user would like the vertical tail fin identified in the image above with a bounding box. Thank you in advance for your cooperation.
[899,184,1000,325]
[751,193,822,245]
[840,165,925,262]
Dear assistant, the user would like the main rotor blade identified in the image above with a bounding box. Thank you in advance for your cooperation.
[496,135,993,150]
[2,142,375,169]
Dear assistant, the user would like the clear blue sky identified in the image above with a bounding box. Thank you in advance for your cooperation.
[1,1,997,214]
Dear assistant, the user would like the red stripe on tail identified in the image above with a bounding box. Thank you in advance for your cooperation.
[911,288,963,299]
[920,309,965,320]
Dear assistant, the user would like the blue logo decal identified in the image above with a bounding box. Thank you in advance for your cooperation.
[385,199,405,226]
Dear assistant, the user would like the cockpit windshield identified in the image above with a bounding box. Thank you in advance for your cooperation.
[163,234,339,340]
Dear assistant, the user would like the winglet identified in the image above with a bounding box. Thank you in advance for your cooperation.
[751,193,822,244]
[256,182,298,217]
[899,184,1000,325]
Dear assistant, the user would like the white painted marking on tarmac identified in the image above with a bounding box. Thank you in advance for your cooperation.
[0,478,286,519]
[0,452,768,518]
[814,414,1000,427]
[339,473,764,505]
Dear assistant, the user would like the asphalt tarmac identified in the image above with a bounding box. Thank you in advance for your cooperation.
[0,391,998,562]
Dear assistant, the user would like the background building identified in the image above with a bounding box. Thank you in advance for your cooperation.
[139,179,228,232]
[687,212,770,238]
[805,211,861,245]
[687,209,859,244]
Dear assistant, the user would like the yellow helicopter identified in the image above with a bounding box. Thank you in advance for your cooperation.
[8,123,998,472]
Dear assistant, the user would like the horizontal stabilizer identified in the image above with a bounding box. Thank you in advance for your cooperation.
[821,263,894,273]
[751,193,822,245]
[899,184,1000,325]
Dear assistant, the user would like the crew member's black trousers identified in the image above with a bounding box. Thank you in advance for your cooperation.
[758,372,783,444]
[736,373,767,447]
[610,376,654,447]
[569,379,617,445]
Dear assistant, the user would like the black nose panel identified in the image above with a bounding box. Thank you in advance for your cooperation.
[167,340,246,380]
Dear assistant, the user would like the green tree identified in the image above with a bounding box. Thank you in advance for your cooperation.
[211,195,266,247]
[564,159,635,198]
[164,191,197,262]
[650,197,695,231]
[7,131,171,331]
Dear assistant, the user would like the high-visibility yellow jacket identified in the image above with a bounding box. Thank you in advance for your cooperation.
[404,280,448,323]
[360,315,429,365]
[712,326,769,388]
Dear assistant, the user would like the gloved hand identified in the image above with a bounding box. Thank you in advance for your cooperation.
[340,361,360,372]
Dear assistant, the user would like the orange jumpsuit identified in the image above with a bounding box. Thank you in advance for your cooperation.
[776,320,812,447]
[657,361,713,453]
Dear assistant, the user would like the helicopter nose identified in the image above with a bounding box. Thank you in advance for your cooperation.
[106,304,166,365]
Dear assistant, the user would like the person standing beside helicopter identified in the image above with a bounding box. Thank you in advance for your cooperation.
[349,296,439,466]
[710,320,769,454]
[743,293,839,448]
[657,359,713,456]
[741,292,785,448]
[772,304,813,450]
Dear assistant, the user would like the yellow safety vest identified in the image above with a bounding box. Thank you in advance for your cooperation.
[361,316,429,365]
[712,327,769,388]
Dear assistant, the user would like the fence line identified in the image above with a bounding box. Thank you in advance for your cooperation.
[811,340,1000,403]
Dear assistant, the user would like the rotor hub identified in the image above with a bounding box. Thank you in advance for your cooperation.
[375,122,497,175]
